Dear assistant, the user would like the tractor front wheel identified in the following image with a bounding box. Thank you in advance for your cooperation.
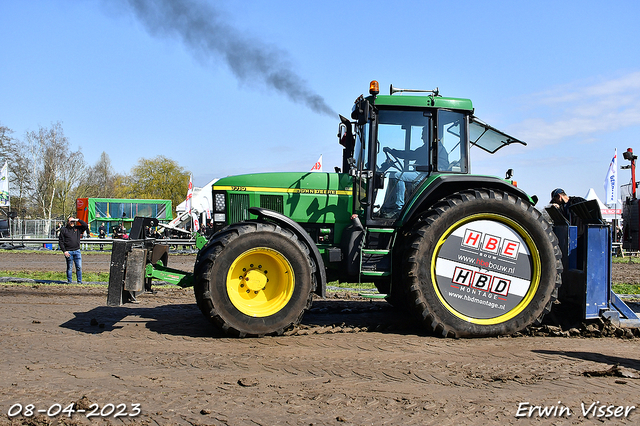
[193,221,315,337]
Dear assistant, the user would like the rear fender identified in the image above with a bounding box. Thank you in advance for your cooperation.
[400,175,535,228]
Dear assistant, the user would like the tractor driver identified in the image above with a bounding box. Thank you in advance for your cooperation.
[379,127,449,218]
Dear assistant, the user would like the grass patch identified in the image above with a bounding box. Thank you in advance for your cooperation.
[612,283,640,295]
[327,281,377,291]
[0,270,110,282]
[0,281,106,289]
[0,249,59,254]
[0,248,111,254]
[612,256,640,264]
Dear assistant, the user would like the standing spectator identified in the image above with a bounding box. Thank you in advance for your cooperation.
[98,222,107,250]
[58,216,89,284]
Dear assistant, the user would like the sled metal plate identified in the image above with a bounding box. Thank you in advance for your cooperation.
[584,225,610,319]
[124,248,146,292]
[552,225,578,270]
[107,240,131,306]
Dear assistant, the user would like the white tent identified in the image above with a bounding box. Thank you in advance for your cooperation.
[176,178,219,214]
[171,177,219,228]
[584,188,621,221]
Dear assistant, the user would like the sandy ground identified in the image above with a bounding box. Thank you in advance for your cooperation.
[0,251,639,425]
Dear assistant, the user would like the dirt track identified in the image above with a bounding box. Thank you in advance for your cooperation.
[1,251,640,425]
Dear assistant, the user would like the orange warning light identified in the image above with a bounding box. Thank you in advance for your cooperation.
[369,80,379,96]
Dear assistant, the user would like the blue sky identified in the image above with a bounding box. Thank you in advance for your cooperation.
[1,0,639,207]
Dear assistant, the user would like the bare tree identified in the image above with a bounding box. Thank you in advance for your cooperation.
[55,149,86,219]
[0,124,33,216]
[0,124,12,151]
[77,151,118,198]
[3,122,87,223]
[25,122,86,226]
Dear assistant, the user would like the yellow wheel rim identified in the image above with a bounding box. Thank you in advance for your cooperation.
[226,247,295,317]
[431,213,542,325]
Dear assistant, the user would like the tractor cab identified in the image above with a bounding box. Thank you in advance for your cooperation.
[344,80,525,225]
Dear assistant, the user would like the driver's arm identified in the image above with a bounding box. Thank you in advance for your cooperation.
[383,146,409,159]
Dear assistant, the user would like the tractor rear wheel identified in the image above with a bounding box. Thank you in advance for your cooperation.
[405,189,562,337]
[193,221,315,337]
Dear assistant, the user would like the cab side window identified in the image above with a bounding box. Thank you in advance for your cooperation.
[437,110,468,173]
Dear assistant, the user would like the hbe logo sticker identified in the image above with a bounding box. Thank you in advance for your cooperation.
[462,229,520,260]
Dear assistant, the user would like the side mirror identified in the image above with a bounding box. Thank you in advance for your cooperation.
[338,123,346,138]
[338,115,355,151]
[351,99,370,125]
[338,123,348,147]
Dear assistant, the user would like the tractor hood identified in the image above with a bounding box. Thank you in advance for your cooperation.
[470,116,526,153]
[211,172,354,236]
[212,172,353,195]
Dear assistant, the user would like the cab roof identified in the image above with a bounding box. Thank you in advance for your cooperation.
[370,94,474,111]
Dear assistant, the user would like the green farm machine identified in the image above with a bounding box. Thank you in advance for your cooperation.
[108,81,637,337]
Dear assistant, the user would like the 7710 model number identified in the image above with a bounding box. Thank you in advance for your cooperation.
[8,403,141,418]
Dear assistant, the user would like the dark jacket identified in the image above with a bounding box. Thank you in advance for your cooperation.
[58,220,88,252]
[561,196,587,226]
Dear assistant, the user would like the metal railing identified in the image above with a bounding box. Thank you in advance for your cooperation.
[1,219,200,249]
[3,219,60,239]
[0,237,198,252]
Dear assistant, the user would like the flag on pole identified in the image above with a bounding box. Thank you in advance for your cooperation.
[311,155,323,172]
[604,149,618,206]
[0,161,9,207]
[186,174,199,231]
[186,174,193,214]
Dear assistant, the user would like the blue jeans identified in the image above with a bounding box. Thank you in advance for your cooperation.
[380,171,419,216]
[65,250,82,283]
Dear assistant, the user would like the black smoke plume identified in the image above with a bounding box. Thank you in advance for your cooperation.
[121,0,336,117]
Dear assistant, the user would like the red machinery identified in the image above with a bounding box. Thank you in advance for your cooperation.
[621,148,639,251]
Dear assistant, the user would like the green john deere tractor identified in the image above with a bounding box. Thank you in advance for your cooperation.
[191,81,562,338]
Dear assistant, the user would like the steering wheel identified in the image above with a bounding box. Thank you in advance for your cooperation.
[382,148,403,172]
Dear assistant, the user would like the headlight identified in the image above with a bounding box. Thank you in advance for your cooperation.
[214,193,226,212]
